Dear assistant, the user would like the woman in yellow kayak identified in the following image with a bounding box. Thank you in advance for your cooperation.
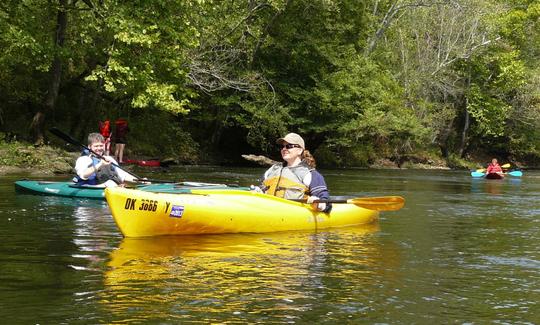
[256,133,332,213]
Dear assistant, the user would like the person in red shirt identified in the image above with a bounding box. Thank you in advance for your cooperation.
[486,158,503,174]
[98,120,112,155]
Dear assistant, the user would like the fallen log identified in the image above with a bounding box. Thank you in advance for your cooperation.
[241,154,278,166]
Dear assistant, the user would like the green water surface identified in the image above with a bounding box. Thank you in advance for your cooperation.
[0,167,538,323]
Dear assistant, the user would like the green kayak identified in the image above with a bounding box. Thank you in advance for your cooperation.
[14,180,247,200]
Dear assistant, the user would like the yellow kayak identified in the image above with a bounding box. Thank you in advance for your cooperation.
[105,187,379,237]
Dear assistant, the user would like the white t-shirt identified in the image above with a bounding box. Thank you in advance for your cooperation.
[75,155,130,182]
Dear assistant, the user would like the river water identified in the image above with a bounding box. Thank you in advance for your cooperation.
[0,167,538,324]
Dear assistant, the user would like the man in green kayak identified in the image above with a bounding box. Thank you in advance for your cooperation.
[74,133,137,187]
[256,133,332,213]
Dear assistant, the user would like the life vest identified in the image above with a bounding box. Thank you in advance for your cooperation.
[263,163,312,199]
[74,156,121,185]
[487,163,502,173]
[99,120,111,137]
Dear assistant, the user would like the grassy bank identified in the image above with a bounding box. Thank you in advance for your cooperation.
[0,136,514,176]
[0,139,74,176]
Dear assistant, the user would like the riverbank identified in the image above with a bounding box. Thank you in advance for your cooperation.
[0,141,75,176]
[0,139,522,176]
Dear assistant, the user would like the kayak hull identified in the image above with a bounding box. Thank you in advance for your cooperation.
[485,172,504,179]
[14,180,246,200]
[15,180,107,199]
[471,171,522,178]
[105,187,379,237]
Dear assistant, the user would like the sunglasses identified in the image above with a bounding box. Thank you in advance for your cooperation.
[281,144,301,149]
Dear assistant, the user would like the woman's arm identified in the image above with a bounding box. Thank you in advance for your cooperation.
[307,170,332,212]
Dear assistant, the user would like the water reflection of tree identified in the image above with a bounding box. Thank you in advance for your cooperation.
[470,177,522,195]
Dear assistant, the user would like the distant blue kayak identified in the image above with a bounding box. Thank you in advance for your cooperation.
[470,170,523,178]
[14,180,248,200]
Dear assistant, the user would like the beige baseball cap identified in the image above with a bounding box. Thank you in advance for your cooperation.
[277,133,305,149]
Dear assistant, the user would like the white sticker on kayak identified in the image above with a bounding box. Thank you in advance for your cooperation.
[170,205,185,218]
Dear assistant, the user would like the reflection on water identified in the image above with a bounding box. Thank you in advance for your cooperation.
[103,225,383,323]
[71,205,119,271]
[469,177,523,195]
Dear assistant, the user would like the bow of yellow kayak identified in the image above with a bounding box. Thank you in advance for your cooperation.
[104,187,379,237]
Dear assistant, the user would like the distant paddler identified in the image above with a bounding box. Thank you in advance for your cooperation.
[485,158,504,179]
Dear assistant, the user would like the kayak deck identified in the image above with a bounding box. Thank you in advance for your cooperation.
[14,180,248,200]
[15,180,107,199]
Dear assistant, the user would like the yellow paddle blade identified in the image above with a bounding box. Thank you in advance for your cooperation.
[347,196,405,211]
[501,163,511,168]
[476,168,486,173]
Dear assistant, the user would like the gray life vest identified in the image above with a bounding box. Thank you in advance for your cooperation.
[263,163,313,199]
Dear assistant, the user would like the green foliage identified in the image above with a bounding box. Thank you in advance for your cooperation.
[249,1,431,164]
[82,1,200,114]
[467,84,511,137]
[446,153,478,170]
[127,110,200,163]
[1,0,540,167]
[315,143,375,167]
[463,23,533,154]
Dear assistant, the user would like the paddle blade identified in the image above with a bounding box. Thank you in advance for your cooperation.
[348,196,405,211]
[476,168,486,173]
[508,170,522,177]
[471,171,485,178]
[501,163,511,169]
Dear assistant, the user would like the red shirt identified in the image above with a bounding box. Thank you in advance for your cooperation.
[115,119,129,138]
[99,120,111,137]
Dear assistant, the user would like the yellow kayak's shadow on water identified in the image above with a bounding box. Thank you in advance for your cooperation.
[107,223,381,267]
[102,224,382,322]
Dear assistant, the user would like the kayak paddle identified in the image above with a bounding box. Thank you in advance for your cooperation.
[471,170,522,177]
[49,127,176,184]
[476,163,512,173]
[293,196,405,211]
[471,171,485,177]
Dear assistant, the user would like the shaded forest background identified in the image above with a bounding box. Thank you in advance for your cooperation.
[1,0,539,167]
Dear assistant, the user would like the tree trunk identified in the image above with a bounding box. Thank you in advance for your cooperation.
[30,0,68,145]
[438,118,454,159]
[458,72,472,158]
[211,113,226,148]
[458,105,470,158]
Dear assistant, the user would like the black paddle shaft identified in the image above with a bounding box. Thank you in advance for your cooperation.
[290,198,347,203]
[49,127,176,183]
